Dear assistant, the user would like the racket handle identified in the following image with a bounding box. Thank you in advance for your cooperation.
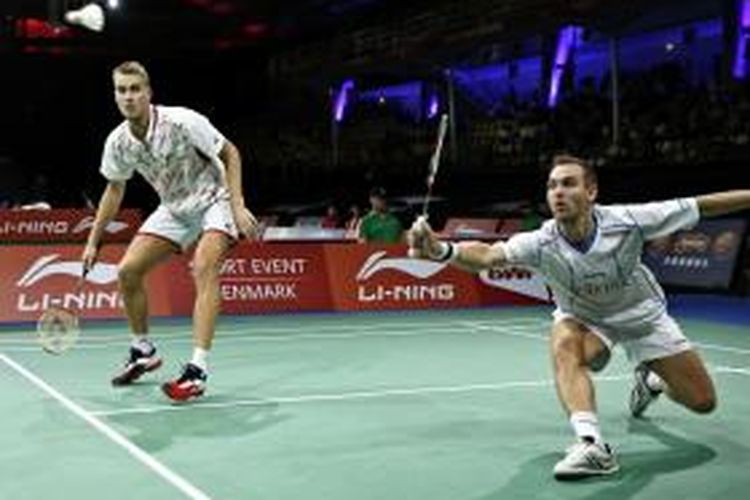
[414,214,429,231]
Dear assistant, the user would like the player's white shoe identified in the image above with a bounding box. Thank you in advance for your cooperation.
[553,440,619,479]
[629,364,662,418]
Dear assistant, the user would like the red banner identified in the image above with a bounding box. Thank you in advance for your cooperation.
[0,242,550,324]
[161,243,334,314]
[325,244,481,310]
[158,244,549,314]
[0,209,142,244]
[0,245,172,323]
[324,245,550,311]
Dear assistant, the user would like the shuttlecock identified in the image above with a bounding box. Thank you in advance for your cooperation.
[65,3,105,32]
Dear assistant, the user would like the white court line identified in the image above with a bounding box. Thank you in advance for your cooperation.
[91,374,632,417]
[3,318,748,362]
[90,364,750,418]
[0,353,212,500]
[715,365,750,376]
[0,317,547,347]
[694,342,750,356]
[0,321,548,352]
[461,321,547,341]
[0,326,490,351]
[465,321,750,358]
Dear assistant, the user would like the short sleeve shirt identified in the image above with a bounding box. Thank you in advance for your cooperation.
[100,105,229,217]
[499,199,700,335]
[359,211,404,243]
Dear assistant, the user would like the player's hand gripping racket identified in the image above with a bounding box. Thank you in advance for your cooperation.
[36,269,87,355]
[409,114,448,258]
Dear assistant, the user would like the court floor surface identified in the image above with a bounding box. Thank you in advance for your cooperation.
[1,305,749,499]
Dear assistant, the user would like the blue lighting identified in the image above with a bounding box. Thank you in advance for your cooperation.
[333,80,354,122]
[359,82,423,120]
[548,25,583,107]
[734,0,750,78]
[452,58,542,114]
[427,93,439,119]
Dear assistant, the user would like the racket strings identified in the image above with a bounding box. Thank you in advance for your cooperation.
[37,307,80,355]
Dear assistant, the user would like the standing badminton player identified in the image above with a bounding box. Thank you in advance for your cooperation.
[82,61,257,401]
[409,154,750,478]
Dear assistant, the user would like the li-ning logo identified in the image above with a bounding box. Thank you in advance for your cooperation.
[17,255,119,287]
[15,255,121,313]
[72,216,129,235]
[356,251,447,281]
[356,251,454,302]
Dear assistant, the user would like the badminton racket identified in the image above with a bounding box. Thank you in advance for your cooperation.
[409,114,448,258]
[421,113,449,218]
[36,269,87,355]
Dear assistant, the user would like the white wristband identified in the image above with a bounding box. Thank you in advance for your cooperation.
[434,241,457,262]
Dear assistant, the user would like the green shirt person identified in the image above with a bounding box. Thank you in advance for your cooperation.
[358,187,404,243]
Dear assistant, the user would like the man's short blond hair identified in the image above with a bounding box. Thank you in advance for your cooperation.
[112,61,150,87]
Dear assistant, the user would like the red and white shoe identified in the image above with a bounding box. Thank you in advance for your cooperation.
[161,363,207,402]
[111,346,163,386]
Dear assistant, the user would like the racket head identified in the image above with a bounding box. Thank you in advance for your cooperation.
[37,306,80,355]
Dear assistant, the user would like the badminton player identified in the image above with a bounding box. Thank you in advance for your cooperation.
[82,61,257,401]
[409,154,750,478]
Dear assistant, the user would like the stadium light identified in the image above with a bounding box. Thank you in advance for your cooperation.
[427,93,440,119]
[733,0,750,78]
[548,25,583,108]
[334,80,355,123]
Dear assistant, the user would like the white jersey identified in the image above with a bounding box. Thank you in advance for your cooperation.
[100,105,229,218]
[502,199,700,339]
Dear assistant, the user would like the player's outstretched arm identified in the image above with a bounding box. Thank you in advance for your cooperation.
[696,190,750,217]
[407,216,507,272]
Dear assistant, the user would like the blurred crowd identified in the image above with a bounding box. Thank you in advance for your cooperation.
[232,61,750,190]
[468,62,750,169]
[5,62,750,211]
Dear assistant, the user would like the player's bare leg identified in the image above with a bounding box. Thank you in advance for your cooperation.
[112,234,176,385]
[162,230,232,401]
[631,349,716,417]
[550,318,606,414]
[118,234,177,333]
[191,230,232,351]
[551,318,619,479]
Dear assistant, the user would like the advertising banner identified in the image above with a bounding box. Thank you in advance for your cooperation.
[0,209,142,244]
[0,245,171,323]
[161,243,334,314]
[325,245,550,311]
[326,245,482,311]
[0,242,550,324]
[643,219,747,289]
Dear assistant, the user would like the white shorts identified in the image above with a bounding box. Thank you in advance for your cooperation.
[552,309,692,365]
[139,200,238,251]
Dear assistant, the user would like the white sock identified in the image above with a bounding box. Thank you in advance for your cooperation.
[646,371,665,392]
[570,411,603,444]
[131,335,154,354]
[191,347,209,371]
